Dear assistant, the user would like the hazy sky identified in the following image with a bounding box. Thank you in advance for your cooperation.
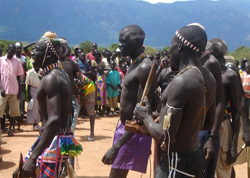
[140,0,219,3]
[140,0,193,3]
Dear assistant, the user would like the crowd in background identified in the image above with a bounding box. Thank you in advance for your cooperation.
[0,41,169,137]
[1,38,250,178]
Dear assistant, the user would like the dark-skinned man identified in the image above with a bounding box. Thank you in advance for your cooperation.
[59,38,81,170]
[102,25,157,178]
[134,23,216,178]
[12,35,82,178]
[0,44,24,136]
[198,36,225,178]
[205,38,240,178]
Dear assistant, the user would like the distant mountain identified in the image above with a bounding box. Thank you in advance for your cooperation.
[0,0,250,51]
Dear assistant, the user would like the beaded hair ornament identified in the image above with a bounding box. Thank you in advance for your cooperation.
[175,31,200,52]
[40,36,61,67]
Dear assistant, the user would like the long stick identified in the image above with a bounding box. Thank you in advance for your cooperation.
[140,61,158,105]
[237,144,245,157]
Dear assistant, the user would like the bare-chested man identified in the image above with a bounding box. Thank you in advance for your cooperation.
[226,61,250,177]
[135,24,216,177]
[206,38,240,178]
[13,36,82,178]
[59,38,81,170]
[102,25,156,178]
[59,38,80,133]
[226,62,250,147]
[199,44,225,178]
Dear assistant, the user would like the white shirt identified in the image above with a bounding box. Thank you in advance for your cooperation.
[25,68,41,88]
[14,54,26,65]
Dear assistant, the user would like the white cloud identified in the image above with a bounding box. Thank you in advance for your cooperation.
[139,0,193,4]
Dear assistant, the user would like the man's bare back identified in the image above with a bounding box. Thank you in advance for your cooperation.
[135,23,216,178]
[161,67,216,153]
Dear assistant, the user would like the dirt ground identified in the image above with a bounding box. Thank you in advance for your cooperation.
[0,115,248,178]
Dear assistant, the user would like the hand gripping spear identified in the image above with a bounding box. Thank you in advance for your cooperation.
[125,61,158,134]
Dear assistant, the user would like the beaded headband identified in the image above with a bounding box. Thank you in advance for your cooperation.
[175,31,200,52]
[40,36,61,67]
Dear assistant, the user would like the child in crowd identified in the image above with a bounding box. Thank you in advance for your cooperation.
[95,66,108,117]
[106,61,120,116]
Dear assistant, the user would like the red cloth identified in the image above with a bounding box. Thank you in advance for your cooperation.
[241,71,250,98]
[86,52,96,61]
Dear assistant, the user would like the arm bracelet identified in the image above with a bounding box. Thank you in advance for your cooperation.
[208,134,218,139]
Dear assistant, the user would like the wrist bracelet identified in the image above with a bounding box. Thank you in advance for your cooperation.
[208,134,218,139]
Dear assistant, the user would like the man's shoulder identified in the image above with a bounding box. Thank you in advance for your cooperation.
[140,56,152,68]
[43,69,69,85]
[226,67,238,79]
[203,54,220,69]
[12,56,22,63]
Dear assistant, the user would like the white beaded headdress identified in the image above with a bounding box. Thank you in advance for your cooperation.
[175,31,200,52]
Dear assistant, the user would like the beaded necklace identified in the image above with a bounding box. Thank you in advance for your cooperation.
[131,53,146,65]
[40,62,60,78]
[176,65,207,128]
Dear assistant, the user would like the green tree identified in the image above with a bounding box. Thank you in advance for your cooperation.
[79,41,92,54]
[231,46,250,62]
[109,43,119,52]
[162,46,170,53]
[145,46,157,56]
[0,40,17,55]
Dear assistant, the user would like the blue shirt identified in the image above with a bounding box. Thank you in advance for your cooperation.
[78,60,90,72]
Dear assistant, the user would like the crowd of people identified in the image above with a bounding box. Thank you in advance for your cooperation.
[0,23,249,178]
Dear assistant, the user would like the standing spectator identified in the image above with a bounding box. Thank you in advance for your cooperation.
[70,45,80,61]
[95,66,108,117]
[91,49,106,69]
[239,58,247,75]
[106,61,120,116]
[241,62,250,119]
[78,51,90,73]
[115,48,121,67]
[14,42,27,118]
[86,43,98,61]
[234,60,240,71]
[26,67,41,131]
[0,44,24,136]
[102,50,112,67]
[77,74,96,141]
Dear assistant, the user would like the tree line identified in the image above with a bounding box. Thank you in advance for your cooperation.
[0,39,249,62]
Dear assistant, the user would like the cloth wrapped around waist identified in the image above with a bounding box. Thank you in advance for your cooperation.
[24,134,83,164]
